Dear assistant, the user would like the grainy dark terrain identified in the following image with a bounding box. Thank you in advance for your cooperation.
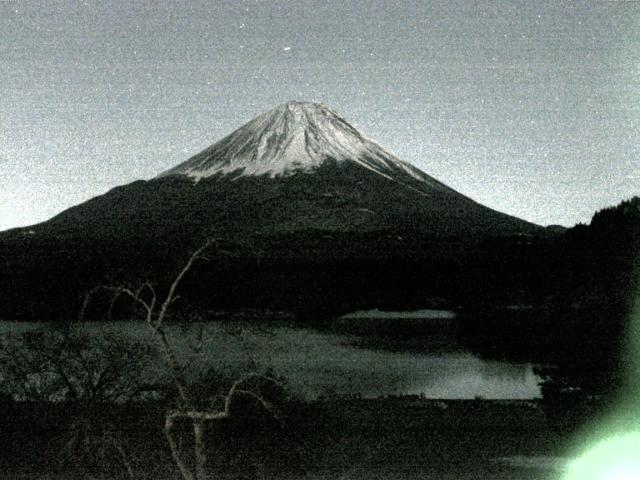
[0,398,583,480]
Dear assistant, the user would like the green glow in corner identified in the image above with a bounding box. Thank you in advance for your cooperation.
[564,432,640,480]
[563,288,640,480]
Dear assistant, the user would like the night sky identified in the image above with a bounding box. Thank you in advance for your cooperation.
[1,0,638,230]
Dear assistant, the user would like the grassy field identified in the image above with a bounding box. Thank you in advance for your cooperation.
[0,397,579,480]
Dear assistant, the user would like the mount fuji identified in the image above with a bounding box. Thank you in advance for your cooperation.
[161,101,443,187]
[0,101,543,319]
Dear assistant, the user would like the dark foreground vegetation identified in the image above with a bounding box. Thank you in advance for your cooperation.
[0,197,636,478]
[0,322,593,480]
[0,397,580,480]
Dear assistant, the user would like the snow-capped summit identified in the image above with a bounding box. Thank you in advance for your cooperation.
[159,101,432,184]
[0,99,543,320]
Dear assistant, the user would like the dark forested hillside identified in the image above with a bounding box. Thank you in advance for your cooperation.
[460,197,640,404]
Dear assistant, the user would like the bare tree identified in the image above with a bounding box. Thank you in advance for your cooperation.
[82,240,282,480]
[0,326,159,403]
[0,325,156,479]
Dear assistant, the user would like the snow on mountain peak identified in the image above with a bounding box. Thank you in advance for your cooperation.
[159,101,432,184]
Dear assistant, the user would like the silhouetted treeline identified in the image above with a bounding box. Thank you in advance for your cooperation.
[459,197,639,403]
[1,195,638,406]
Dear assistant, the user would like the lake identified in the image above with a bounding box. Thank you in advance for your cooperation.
[0,311,541,399]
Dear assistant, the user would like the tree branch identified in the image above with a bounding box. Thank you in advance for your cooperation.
[164,416,196,480]
[155,240,212,329]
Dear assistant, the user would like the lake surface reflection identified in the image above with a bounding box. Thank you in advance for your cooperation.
[0,314,542,399]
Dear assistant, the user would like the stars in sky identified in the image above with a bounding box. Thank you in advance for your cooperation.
[0,0,638,230]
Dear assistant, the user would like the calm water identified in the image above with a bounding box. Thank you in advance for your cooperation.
[0,313,541,399]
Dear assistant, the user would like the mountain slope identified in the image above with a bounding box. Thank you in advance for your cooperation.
[0,101,544,320]
[34,101,537,239]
